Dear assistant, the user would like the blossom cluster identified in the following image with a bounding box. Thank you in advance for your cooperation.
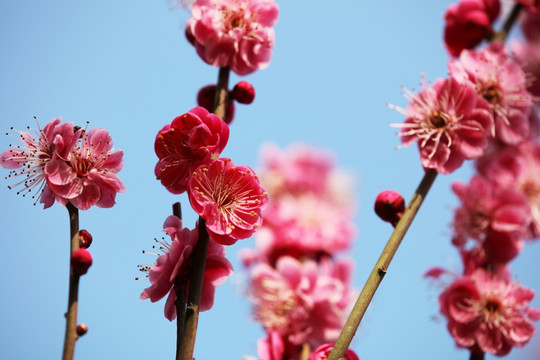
[1,117,125,210]
[422,1,540,356]
[242,144,359,360]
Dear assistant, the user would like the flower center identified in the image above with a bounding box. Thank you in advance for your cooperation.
[429,111,447,128]
[480,84,502,105]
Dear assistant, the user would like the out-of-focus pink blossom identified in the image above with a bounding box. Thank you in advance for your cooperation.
[249,256,353,348]
[449,42,534,144]
[511,40,540,98]
[253,193,356,264]
[443,0,501,57]
[439,268,540,356]
[258,143,335,197]
[521,11,540,42]
[45,127,125,211]
[139,216,233,320]
[155,107,229,194]
[0,117,81,208]
[451,176,531,263]
[307,343,360,360]
[515,0,540,13]
[477,140,540,239]
[391,77,493,174]
[186,0,279,75]
[256,331,285,360]
[188,158,268,245]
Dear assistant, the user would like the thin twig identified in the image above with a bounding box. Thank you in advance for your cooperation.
[62,203,81,360]
[327,169,437,360]
[492,3,522,43]
[173,202,188,360]
[469,351,485,360]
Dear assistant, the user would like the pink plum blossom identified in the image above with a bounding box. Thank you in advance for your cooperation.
[443,0,501,57]
[521,11,540,42]
[477,140,540,239]
[391,77,493,174]
[449,42,534,144]
[511,40,540,98]
[188,157,268,245]
[307,343,360,360]
[44,127,125,210]
[256,331,285,360]
[0,117,81,208]
[186,0,279,75]
[249,256,353,348]
[451,176,531,263]
[155,106,229,194]
[252,193,356,264]
[515,0,540,13]
[258,143,334,197]
[439,268,540,356]
[139,216,233,320]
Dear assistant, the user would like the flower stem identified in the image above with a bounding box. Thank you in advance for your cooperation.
[470,351,485,360]
[62,203,81,360]
[173,202,188,360]
[177,66,230,360]
[327,169,438,360]
[492,3,522,43]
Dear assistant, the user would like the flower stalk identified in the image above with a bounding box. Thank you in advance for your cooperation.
[177,66,230,360]
[173,202,188,360]
[328,169,437,360]
[62,202,81,360]
[470,351,485,360]
[492,3,522,43]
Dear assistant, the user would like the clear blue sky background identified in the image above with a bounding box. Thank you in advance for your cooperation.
[1,1,539,359]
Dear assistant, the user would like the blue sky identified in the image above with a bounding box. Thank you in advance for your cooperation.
[1,1,539,359]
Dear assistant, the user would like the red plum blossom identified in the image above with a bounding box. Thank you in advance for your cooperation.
[477,140,540,238]
[0,117,81,207]
[188,157,268,245]
[44,127,125,210]
[307,343,359,360]
[139,216,233,320]
[439,268,540,356]
[452,176,531,264]
[154,106,230,194]
[186,0,279,75]
[449,42,534,144]
[391,77,493,174]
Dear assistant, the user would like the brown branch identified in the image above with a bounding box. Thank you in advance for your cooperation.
[172,202,188,360]
[492,3,522,43]
[62,203,81,360]
[327,169,438,360]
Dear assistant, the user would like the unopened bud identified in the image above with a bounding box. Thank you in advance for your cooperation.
[374,190,405,227]
[232,81,256,104]
[76,323,88,337]
[79,229,93,249]
[71,249,93,276]
[196,85,235,124]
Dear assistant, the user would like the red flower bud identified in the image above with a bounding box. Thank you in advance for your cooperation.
[71,249,93,276]
[196,85,235,124]
[79,229,93,249]
[374,190,405,227]
[232,81,256,104]
[76,323,88,337]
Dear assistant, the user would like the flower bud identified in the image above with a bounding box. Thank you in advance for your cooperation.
[76,323,88,337]
[79,229,93,249]
[232,81,256,104]
[196,85,235,124]
[374,190,405,227]
[71,249,93,276]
